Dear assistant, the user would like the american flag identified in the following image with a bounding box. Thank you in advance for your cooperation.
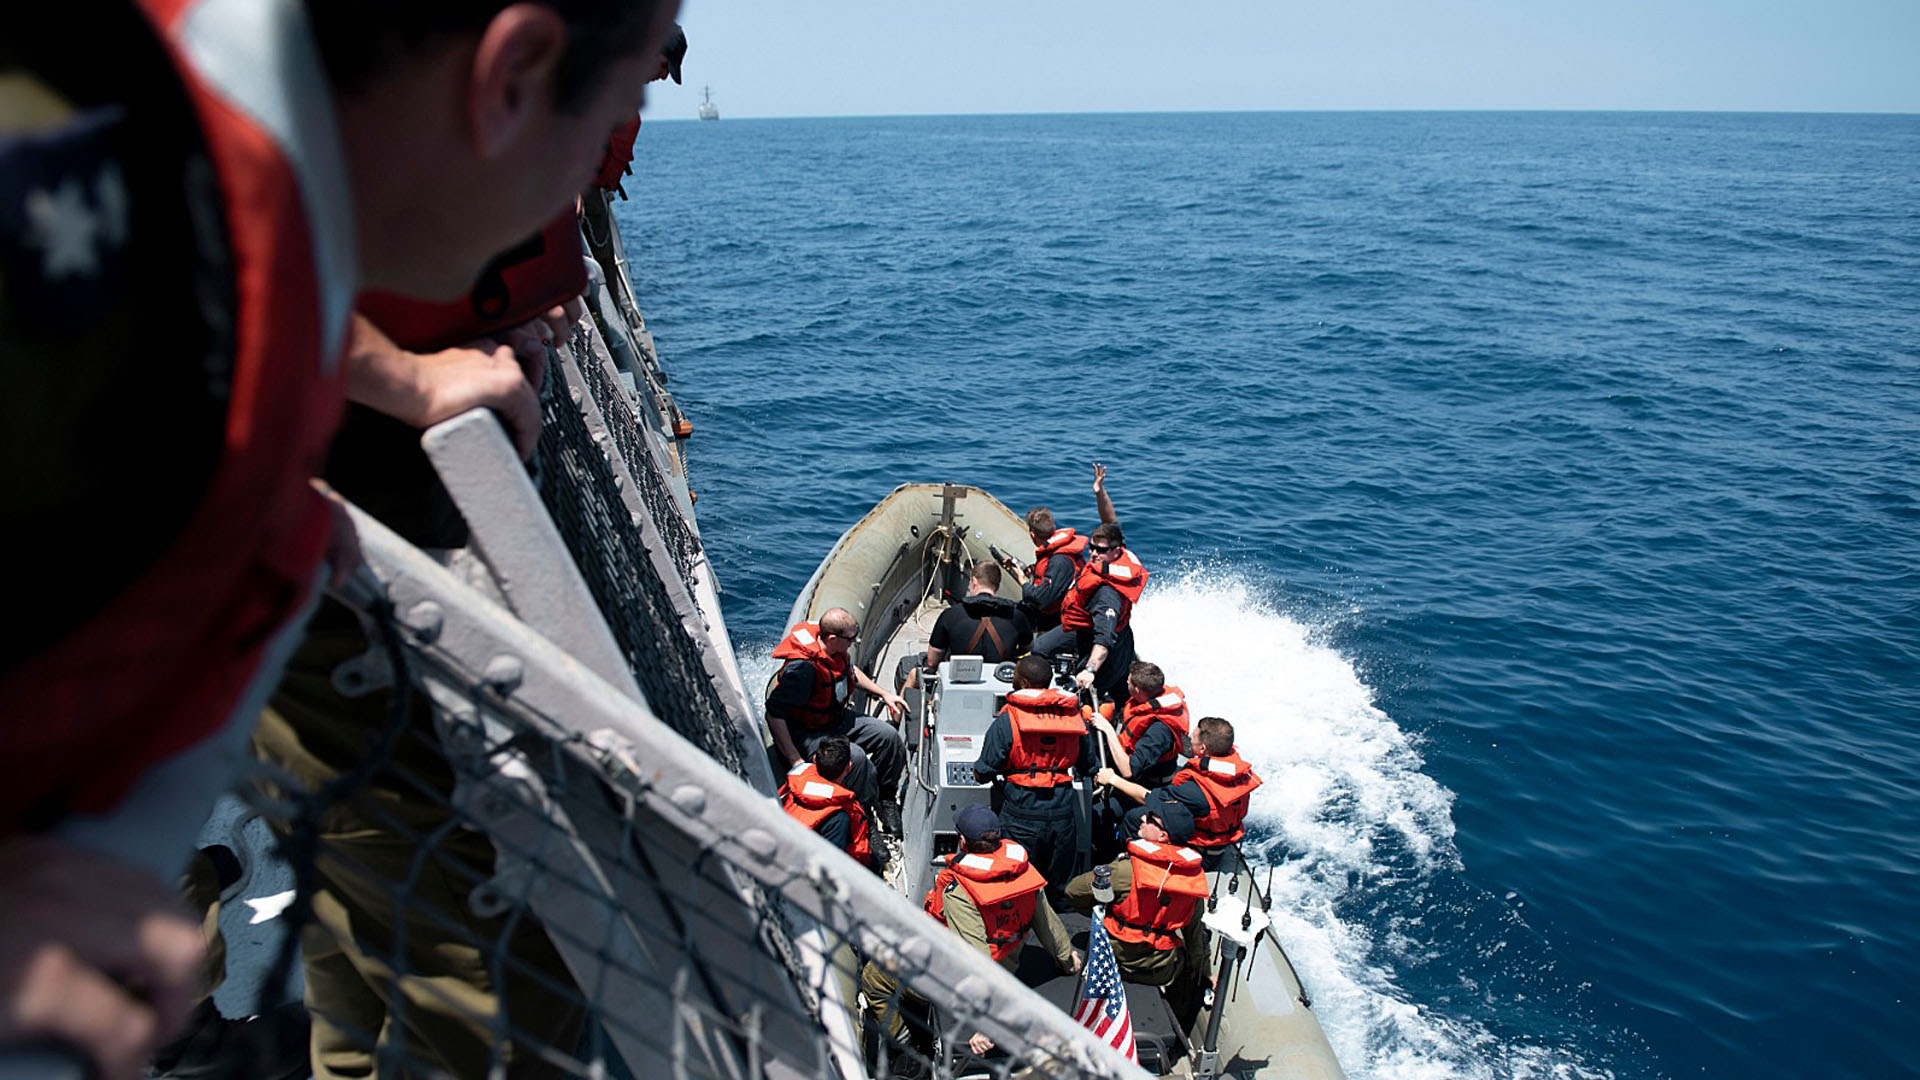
[1072,907,1138,1062]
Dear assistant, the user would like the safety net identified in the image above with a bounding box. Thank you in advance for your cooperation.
[183,204,1141,1080]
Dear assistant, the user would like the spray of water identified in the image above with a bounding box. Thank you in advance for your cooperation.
[1135,565,1614,1080]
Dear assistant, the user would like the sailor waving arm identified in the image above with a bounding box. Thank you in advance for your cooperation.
[1093,462,1118,525]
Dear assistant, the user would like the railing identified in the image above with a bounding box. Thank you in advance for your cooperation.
[250,501,1142,1079]
[193,191,1144,1080]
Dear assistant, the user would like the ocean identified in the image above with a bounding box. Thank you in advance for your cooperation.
[614,111,1920,1080]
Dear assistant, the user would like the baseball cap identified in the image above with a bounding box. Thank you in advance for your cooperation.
[1144,790,1195,845]
[955,804,999,843]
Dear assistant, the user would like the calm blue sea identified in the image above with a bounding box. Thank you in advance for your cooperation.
[615,111,1920,1080]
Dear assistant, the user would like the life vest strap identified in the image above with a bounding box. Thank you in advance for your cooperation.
[966,615,1007,656]
[1107,909,1183,945]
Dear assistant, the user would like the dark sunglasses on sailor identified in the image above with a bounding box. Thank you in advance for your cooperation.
[825,628,859,642]
[1089,544,1119,554]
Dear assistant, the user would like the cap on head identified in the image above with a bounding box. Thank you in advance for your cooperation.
[955,804,999,843]
[1144,791,1195,845]
[662,23,687,84]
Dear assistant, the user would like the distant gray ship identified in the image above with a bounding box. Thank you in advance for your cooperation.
[698,85,719,121]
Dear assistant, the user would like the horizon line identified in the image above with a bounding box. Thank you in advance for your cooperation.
[650,105,1920,123]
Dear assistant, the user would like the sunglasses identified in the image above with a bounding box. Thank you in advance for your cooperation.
[1089,544,1119,554]
[824,629,859,643]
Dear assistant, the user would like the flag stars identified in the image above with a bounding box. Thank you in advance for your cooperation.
[21,163,129,281]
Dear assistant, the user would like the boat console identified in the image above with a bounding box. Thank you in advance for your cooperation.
[912,658,1012,844]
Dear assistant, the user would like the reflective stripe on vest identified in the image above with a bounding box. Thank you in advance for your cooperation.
[1103,840,1209,951]
[175,0,354,364]
[779,763,872,865]
[1176,751,1263,849]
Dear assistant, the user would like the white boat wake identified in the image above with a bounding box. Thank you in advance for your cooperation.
[1134,567,1613,1080]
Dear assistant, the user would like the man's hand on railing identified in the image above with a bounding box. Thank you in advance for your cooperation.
[0,836,204,1080]
[342,313,545,459]
[540,296,587,344]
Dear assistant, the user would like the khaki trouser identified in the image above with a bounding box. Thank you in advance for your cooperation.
[858,960,925,1044]
[252,599,583,1080]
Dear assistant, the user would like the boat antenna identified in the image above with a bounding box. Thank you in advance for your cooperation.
[1239,845,1256,932]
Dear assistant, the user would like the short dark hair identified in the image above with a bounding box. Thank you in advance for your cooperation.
[1013,654,1051,690]
[1091,521,1124,546]
[1194,716,1234,756]
[306,0,665,112]
[1128,660,1164,698]
[1025,508,1055,535]
[811,736,852,781]
[971,561,1002,590]
[964,832,1001,854]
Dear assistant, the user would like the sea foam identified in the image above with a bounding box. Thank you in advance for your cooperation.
[1135,566,1610,1080]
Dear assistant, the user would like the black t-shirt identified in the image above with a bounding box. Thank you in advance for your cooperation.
[929,592,1033,662]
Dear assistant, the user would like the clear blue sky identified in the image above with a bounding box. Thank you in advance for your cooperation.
[652,0,1920,119]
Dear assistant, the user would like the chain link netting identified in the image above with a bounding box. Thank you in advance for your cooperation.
[165,205,1140,1080]
[531,330,750,779]
[567,325,704,587]
[211,576,1126,1080]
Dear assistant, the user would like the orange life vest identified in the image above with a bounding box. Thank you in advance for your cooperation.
[768,622,852,730]
[593,115,643,191]
[1173,749,1263,849]
[1104,839,1210,951]
[1058,547,1149,632]
[356,211,587,353]
[0,0,352,827]
[779,762,872,866]
[1030,528,1088,614]
[1000,688,1087,788]
[924,840,1049,963]
[1106,687,1191,772]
